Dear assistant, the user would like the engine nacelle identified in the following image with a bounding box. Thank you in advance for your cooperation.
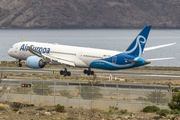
[26,56,46,69]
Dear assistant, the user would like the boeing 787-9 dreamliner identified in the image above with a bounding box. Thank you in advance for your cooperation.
[8,26,175,76]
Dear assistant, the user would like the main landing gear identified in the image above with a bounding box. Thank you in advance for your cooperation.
[60,68,71,76]
[84,68,94,76]
[17,59,22,67]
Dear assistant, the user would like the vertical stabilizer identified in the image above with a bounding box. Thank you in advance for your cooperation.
[125,25,151,57]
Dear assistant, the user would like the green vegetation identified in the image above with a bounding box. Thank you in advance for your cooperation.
[157,109,170,117]
[10,84,31,94]
[119,109,128,114]
[142,106,160,113]
[10,82,53,95]
[146,90,168,105]
[32,82,53,95]
[168,92,180,110]
[59,90,72,98]
[109,106,118,112]
[170,109,180,114]
[76,81,102,100]
[55,104,65,113]
[13,107,19,112]
[141,85,180,117]
[96,107,128,115]
[142,105,180,117]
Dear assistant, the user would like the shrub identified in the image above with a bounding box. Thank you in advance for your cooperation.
[55,104,65,113]
[172,117,176,120]
[146,90,168,105]
[158,109,170,117]
[109,106,118,112]
[10,84,31,94]
[142,106,160,113]
[13,107,19,112]
[120,109,127,114]
[32,82,53,95]
[172,88,179,92]
[3,76,7,78]
[170,109,180,114]
[168,92,180,110]
[59,90,72,98]
[77,81,102,100]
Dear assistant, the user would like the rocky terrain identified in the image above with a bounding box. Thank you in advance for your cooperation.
[0,101,179,120]
[0,0,180,29]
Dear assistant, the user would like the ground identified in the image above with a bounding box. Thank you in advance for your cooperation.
[1,62,180,119]
[0,103,178,120]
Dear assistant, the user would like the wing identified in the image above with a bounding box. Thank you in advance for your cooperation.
[28,46,75,67]
[144,42,176,51]
[42,54,75,67]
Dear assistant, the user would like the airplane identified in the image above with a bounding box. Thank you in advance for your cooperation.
[8,25,175,76]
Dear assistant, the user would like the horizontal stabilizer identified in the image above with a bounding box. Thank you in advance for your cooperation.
[124,59,141,63]
[144,42,176,51]
[147,57,175,61]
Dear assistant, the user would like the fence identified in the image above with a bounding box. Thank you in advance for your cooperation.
[0,79,176,112]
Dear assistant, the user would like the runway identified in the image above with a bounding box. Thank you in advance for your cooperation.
[1,67,180,90]
[1,67,180,78]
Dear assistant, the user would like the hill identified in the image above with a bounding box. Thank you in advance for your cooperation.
[0,0,180,29]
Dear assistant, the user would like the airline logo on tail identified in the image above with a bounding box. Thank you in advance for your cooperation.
[90,25,152,70]
[125,25,151,57]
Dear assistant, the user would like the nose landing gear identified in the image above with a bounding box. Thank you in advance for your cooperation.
[84,68,94,75]
[60,68,71,76]
[17,59,22,67]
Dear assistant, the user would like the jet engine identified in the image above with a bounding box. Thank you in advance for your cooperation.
[26,56,46,69]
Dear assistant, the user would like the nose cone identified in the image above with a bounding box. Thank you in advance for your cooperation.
[8,49,12,56]
[8,48,15,58]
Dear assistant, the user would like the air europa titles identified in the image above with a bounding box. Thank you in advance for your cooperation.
[20,44,50,53]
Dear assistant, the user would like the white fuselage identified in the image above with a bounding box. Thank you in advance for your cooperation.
[8,41,121,68]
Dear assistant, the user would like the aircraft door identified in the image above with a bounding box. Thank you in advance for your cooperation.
[77,52,83,60]
[112,56,117,64]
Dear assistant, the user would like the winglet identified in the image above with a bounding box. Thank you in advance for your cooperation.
[125,25,151,57]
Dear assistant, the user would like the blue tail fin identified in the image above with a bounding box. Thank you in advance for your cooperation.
[125,25,151,57]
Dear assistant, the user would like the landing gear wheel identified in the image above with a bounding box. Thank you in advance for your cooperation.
[84,68,94,76]
[91,71,94,75]
[17,59,22,67]
[59,69,71,76]
[84,70,87,74]
[67,72,71,76]
[87,72,90,76]
[60,70,64,75]
[18,64,22,67]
